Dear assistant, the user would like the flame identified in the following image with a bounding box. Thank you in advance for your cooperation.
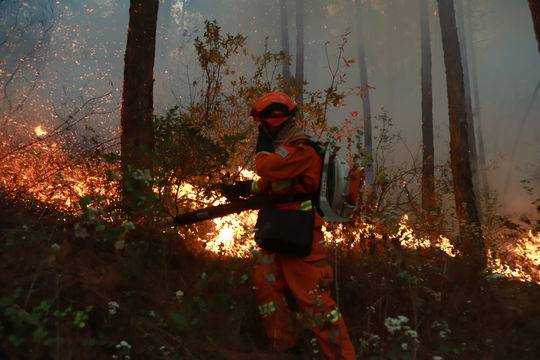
[487,230,540,283]
[174,169,259,257]
[34,125,47,137]
[0,137,117,212]
[394,215,457,257]
[208,211,257,257]
[322,215,456,257]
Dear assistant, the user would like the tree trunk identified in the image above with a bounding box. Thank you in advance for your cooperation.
[420,0,436,214]
[465,0,489,198]
[529,0,540,52]
[121,0,159,217]
[436,0,485,274]
[280,0,291,81]
[295,0,304,107]
[455,0,480,196]
[356,1,373,185]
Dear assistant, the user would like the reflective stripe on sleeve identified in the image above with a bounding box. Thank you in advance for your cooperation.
[326,308,341,324]
[299,200,312,211]
[275,146,289,158]
[258,301,276,316]
[251,180,260,194]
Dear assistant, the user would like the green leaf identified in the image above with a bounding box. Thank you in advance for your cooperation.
[9,334,23,346]
[170,312,189,332]
[32,327,48,343]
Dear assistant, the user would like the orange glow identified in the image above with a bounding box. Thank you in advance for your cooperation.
[487,230,540,283]
[34,125,47,137]
[0,138,117,212]
[1,135,538,284]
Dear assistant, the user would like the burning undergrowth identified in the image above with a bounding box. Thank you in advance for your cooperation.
[0,130,118,212]
[0,128,538,285]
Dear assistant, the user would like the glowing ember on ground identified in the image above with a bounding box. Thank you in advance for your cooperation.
[34,125,47,137]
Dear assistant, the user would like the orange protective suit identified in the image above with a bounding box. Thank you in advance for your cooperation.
[251,141,356,360]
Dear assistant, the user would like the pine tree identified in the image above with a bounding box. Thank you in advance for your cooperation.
[455,0,480,197]
[464,0,489,198]
[436,0,485,274]
[529,0,540,52]
[120,0,159,217]
[420,0,436,214]
[355,0,373,184]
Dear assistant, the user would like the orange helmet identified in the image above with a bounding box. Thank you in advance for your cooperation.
[250,91,297,127]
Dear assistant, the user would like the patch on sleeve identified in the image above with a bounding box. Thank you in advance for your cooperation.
[275,146,289,158]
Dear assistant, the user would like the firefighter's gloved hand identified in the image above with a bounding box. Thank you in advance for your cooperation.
[256,126,275,153]
[220,180,252,200]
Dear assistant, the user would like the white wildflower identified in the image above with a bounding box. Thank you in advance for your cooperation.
[51,243,61,252]
[384,315,409,334]
[405,329,418,338]
[397,315,409,323]
[107,301,120,315]
[175,289,184,301]
[114,239,126,250]
[401,342,408,350]
[116,340,131,350]
[121,220,135,231]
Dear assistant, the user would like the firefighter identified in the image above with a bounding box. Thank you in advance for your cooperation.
[222,92,356,359]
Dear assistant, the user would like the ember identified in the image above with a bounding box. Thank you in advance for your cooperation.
[34,125,47,137]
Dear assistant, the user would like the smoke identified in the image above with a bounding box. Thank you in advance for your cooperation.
[0,0,538,215]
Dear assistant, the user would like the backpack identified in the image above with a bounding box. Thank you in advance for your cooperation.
[308,141,364,222]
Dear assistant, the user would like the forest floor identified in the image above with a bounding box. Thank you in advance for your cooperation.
[1,194,539,359]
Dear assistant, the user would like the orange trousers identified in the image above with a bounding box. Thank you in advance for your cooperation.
[252,235,356,359]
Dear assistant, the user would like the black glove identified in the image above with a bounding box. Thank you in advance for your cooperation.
[256,126,275,153]
[220,180,253,199]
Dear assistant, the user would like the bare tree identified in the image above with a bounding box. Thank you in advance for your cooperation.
[295,0,304,106]
[280,0,291,81]
[121,0,159,216]
[420,0,435,214]
[355,0,373,185]
[529,0,540,52]
[436,0,485,274]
